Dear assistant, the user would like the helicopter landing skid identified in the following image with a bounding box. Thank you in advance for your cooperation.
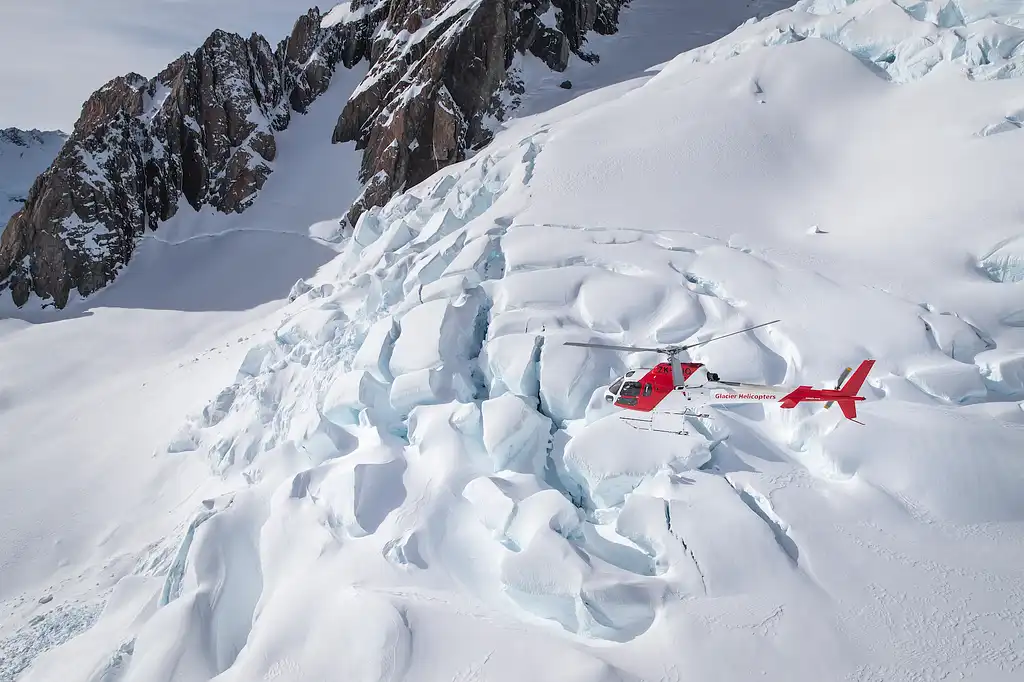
[619,408,711,434]
[662,408,713,420]
[621,415,690,436]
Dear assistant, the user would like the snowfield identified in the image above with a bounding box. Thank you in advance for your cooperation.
[5,0,1024,680]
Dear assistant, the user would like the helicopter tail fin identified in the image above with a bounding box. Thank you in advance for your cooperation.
[836,396,862,424]
[839,360,874,396]
[825,360,874,402]
[780,360,874,423]
[834,360,874,424]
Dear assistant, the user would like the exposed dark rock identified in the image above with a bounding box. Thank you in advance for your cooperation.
[594,0,626,34]
[516,10,542,53]
[1,0,634,308]
[529,26,571,71]
[334,0,515,227]
[559,79,573,89]
[0,7,377,308]
[552,0,598,51]
[334,0,630,229]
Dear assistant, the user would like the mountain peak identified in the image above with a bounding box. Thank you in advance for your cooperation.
[0,1,634,310]
[0,7,371,309]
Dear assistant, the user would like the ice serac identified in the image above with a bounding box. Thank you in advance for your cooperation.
[328,0,631,228]
[564,416,712,509]
[0,7,375,309]
[979,233,1024,283]
[481,392,553,475]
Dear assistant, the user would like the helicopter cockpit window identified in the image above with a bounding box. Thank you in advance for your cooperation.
[609,378,623,394]
[642,383,652,397]
[620,381,642,397]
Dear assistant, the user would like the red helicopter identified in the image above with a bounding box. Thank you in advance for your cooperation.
[564,320,875,434]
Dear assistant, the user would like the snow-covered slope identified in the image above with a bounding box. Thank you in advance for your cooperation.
[0,129,65,224]
[0,65,366,682]
[511,0,800,117]
[7,1,1024,681]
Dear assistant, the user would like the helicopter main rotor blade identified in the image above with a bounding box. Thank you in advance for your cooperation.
[562,320,780,357]
[669,319,780,352]
[562,341,664,353]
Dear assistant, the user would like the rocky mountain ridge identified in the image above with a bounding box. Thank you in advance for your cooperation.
[329,0,629,226]
[0,0,629,308]
[0,128,67,225]
[0,7,366,308]
[0,128,65,149]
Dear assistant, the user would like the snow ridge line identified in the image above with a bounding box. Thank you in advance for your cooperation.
[677,0,1024,85]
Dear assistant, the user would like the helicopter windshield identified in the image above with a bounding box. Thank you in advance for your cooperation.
[609,378,623,394]
[619,381,642,397]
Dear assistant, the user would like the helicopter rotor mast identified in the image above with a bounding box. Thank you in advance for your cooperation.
[563,319,780,387]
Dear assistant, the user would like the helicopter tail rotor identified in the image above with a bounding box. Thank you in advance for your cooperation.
[825,365,853,410]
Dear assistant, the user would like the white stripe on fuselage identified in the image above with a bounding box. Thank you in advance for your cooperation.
[658,382,791,410]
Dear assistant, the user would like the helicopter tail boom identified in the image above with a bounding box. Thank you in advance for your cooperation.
[777,360,875,423]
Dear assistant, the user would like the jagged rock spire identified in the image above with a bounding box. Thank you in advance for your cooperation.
[0,1,629,308]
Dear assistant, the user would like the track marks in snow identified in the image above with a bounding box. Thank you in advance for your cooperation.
[831,521,1024,681]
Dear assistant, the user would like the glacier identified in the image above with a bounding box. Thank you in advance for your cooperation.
[4,1,1024,681]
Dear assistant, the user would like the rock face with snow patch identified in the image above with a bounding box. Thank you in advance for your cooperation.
[0,128,66,226]
[0,8,373,308]
[327,0,630,228]
[0,1,632,308]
